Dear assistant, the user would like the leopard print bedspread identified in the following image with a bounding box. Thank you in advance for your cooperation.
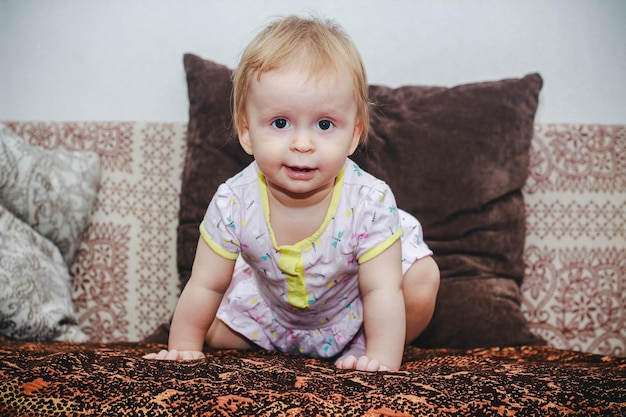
[1,340,624,416]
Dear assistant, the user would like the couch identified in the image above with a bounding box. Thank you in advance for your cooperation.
[1,55,624,415]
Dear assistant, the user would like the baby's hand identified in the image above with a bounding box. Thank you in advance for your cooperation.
[335,355,391,372]
[143,349,205,361]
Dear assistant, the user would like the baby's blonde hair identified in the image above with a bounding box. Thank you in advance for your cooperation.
[232,15,371,144]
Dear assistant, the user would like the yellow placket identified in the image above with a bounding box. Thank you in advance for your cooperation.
[258,168,344,309]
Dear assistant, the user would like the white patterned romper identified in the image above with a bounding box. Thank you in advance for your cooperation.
[200,159,432,358]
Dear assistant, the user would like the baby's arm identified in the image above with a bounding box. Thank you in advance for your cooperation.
[338,239,405,371]
[144,238,235,360]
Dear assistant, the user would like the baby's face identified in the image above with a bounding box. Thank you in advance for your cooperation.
[238,65,362,207]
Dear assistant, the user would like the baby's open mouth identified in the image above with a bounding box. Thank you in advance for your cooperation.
[289,166,314,172]
[285,166,317,179]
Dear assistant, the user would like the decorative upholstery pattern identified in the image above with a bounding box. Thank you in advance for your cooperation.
[522,124,626,356]
[5,122,186,342]
[0,340,624,416]
[3,122,624,357]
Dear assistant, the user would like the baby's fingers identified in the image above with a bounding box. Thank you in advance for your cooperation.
[355,355,385,371]
[336,354,358,370]
[165,349,181,360]
[143,349,180,360]
[143,349,168,360]
[356,355,372,371]
[364,358,381,372]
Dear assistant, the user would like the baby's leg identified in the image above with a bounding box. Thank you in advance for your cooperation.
[403,256,440,344]
[204,256,259,351]
[205,318,258,350]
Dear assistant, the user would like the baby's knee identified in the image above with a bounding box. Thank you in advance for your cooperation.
[403,256,440,301]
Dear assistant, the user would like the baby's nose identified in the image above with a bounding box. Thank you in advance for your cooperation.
[291,131,315,152]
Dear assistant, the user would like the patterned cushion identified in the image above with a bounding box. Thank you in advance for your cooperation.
[0,124,101,265]
[0,204,87,341]
[356,76,544,348]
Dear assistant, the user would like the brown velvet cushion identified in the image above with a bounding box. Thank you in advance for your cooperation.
[177,55,252,288]
[177,53,544,349]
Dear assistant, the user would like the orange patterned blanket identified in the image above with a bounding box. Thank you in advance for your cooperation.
[1,340,624,416]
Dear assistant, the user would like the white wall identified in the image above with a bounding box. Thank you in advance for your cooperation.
[1,0,625,124]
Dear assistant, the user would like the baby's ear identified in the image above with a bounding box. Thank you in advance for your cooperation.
[237,122,254,155]
[348,120,363,155]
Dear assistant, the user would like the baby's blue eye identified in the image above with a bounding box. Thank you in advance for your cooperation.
[317,120,334,131]
[272,118,289,129]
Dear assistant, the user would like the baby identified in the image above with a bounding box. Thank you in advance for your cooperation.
[145,15,440,372]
